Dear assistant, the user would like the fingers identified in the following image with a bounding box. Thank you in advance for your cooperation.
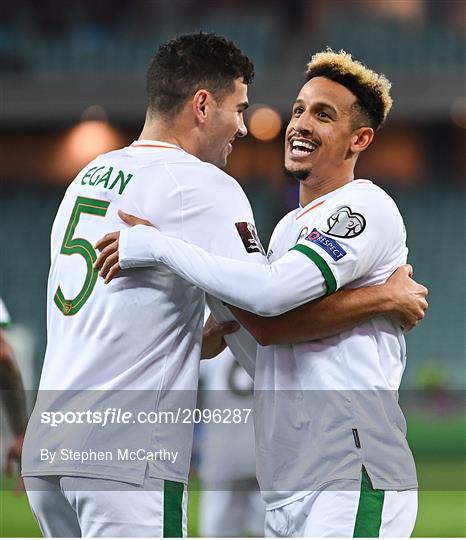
[387,264,412,284]
[401,322,415,333]
[217,321,240,336]
[94,240,118,270]
[94,235,122,283]
[95,248,121,283]
[100,252,119,280]
[207,320,240,338]
[118,210,154,228]
[95,232,119,252]
[104,262,122,284]
[402,298,429,332]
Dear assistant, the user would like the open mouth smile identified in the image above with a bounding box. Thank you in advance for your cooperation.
[289,138,318,158]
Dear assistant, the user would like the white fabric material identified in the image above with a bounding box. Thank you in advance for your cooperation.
[120,225,327,316]
[22,140,266,484]
[264,481,417,538]
[0,297,11,326]
[118,179,417,508]
[256,182,416,508]
[25,475,188,538]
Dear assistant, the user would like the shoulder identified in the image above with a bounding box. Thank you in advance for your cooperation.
[323,180,404,242]
[330,180,403,222]
[341,180,400,210]
[166,159,252,213]
[169,158,246,193]
[272,209,298,235]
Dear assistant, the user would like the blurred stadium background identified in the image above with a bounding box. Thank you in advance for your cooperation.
[1,0,465,536]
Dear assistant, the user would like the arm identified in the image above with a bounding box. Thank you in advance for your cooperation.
[229,287,390,346]
[0,329,27,474]
[118,224,328,316]
[228,264,427,345]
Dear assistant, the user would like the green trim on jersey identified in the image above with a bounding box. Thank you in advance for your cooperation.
[163,480,184,537]
[290,244,337,294]
[353,467,385,537]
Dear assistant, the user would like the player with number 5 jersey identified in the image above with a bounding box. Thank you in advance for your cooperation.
[94,49,426,537]
[22,33,263,538]
[23,36,428,538]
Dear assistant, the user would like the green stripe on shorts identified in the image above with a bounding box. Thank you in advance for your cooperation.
[353,467,385,537]
[290,244,337,294]
[163,480,184,537]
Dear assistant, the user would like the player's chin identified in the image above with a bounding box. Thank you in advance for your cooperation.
[284,163,311,182]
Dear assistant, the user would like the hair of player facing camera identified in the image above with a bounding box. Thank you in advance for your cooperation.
[305,48,393,131]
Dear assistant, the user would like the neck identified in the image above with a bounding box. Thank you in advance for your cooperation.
[298,168,355,207]
[139,112,201,157]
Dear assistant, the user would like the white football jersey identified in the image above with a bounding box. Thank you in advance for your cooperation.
[22,140,265,485]
[255,180,416,509]
[117,179,418,507]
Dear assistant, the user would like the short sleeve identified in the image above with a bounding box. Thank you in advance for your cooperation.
[292,186,407,290]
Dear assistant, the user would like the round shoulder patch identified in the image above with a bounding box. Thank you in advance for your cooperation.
[323,206,366,238]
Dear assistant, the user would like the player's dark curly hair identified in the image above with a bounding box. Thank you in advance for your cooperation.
[305,49,393,130]
[146,32,254,119]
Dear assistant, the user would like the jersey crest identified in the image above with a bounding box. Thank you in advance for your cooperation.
[324,206,366,238]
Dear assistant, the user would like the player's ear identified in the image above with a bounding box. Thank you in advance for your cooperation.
[192,90,211,123]
[350,127,374,153]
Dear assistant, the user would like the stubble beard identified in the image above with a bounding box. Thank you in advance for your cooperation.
[284,166,311,182]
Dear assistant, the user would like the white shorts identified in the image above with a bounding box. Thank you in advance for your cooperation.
[199,486,265,537]
[265,471,417,537]
[24,474,187,537]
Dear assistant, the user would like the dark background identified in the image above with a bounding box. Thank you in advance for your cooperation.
[0,1,465,536]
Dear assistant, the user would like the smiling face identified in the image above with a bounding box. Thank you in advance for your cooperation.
[200,78,249,168]
[284,76,368,187]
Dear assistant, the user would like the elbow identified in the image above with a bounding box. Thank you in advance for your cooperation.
[248,296,287,318]
[245,323,278,347]
[254,330,275,347]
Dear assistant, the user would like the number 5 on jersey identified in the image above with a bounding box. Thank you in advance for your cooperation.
[54,196,110,316]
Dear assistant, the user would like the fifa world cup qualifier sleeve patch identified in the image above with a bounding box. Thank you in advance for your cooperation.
[323,206,366,238]
[235,222,266,255]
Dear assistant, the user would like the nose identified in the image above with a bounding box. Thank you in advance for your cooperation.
[237,115,247,138]
[292,113,313,137]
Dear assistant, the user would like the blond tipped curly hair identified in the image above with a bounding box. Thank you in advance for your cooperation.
[306,48,393,129]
